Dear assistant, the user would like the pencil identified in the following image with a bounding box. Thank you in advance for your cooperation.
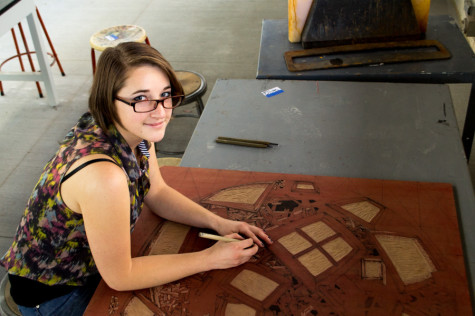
[198,232,241,243]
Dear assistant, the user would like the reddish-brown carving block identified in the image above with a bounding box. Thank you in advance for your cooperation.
[85,167,472,315]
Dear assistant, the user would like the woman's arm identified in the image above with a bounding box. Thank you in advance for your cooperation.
[83,169,256,290]
[62,157,259,291]
[145,143,272,247]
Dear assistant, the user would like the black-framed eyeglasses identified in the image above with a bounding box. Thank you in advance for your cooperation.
[115,95,184,113]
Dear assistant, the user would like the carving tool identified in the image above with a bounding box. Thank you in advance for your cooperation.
[215,136,278,148]
[198,232,241,242]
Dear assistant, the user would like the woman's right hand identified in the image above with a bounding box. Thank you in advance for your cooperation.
[204,233,258,270]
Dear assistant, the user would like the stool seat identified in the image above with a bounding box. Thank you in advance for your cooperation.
[156,70,207,156]
[176,71,202,95]
[89,25,150,74]
[0,274,20,316]
[89,25,147,51]
[175,70,207,115]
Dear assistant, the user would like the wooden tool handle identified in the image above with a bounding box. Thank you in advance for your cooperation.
[215,139,268,148]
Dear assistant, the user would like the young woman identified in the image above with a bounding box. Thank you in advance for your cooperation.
[1,42,272,316]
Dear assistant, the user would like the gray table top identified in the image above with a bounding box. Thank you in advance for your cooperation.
[181,79,475,300]
[257,15,475,82]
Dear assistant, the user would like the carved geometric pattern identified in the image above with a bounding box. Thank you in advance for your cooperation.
[85,167,471,316]
[122,297,153,316]
[298,248,333,277]
[296,183,315,190]
[278,232,312,255]
[375,234,436,285]
[301,221,336,243]
[225,303,257,316]
[322,237,353,262]
[361,258,385,281]
[340,201,381,222]
[230,269,280,301]
[148,221,190,255]
[207,183,269,204]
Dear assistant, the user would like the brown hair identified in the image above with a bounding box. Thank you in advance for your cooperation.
[88,42,183,132]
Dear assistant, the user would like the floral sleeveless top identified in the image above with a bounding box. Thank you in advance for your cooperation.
[0,112,150,286]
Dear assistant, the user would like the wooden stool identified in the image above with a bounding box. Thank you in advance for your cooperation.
[175,70,207,117]
[156,70,207,156]
[0,8,65,98]
[90,25,150,74]
[0,274,20,316]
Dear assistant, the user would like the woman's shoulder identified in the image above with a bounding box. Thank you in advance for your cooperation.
[61,154,128,213]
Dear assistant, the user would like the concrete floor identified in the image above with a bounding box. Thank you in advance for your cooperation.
[0,0,473,285]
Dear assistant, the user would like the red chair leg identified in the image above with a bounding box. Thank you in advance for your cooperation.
[0,28,26,96]
[11,28,25,71]
[36,8,65,76]
[18,22,43,98]
[91,48,96,75]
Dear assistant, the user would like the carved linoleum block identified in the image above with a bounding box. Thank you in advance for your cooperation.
[85,168,471,316]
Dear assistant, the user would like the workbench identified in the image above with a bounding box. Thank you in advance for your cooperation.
[256,15,475,160]
[0,0,58,106]
[180,79,475,303]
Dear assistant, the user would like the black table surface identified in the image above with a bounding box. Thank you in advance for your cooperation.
[257,15,475,82]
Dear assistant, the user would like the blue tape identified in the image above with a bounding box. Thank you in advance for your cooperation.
[262,87,284,98]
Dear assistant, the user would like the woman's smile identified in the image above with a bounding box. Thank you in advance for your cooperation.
[145,120,167,128]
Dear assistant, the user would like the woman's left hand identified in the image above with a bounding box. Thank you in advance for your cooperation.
[214,219,273,247]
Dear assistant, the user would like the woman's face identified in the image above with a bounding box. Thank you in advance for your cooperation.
[114,65,173,148]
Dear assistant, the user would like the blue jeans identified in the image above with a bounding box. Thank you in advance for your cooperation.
[16,283,97,316]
